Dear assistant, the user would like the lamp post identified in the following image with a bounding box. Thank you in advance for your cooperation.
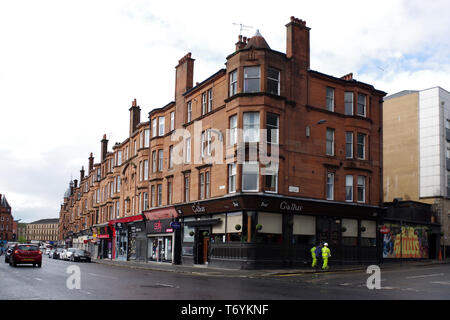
[306,119,327,137]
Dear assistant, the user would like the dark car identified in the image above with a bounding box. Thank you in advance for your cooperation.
[9,244,42,267]
[4,245,15,264]
[70,249,91,262]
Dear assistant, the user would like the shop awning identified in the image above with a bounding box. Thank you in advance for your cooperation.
[184,218,221,227]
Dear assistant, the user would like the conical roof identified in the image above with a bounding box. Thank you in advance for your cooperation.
[244,29,270,50]
[0,194,11,209]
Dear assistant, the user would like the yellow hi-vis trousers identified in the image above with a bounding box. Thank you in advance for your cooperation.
[322,257,329,270]
[312,255,317,268]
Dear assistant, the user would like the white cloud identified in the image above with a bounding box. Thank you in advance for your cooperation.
[0,0,449,221]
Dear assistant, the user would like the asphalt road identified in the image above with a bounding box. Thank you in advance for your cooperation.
[1,255,450,300]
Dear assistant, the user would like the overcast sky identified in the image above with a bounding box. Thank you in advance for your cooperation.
[1,0,449,223]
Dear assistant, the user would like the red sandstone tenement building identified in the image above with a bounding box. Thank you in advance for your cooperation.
[0,194,14,243]
[60,17,386,268]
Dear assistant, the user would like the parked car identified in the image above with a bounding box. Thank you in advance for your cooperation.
[9,244,42,267]
[45,248,51,255]
[70,249,91,262]
[59,249,68,260]
[62,248,77,261]
[51,248,64,259]
[4,245,15,264]
[48,248,56,258]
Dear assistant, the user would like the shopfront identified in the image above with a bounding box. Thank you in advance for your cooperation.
[128,221,146,261]
[94,224,113,259]
[110,214,145,261]
[146,219,176,263]
[143,206,181,264]
[382,200,441,260]
[176,194,382,269]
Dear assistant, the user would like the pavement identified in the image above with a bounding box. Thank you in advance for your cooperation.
[91,257,450,278]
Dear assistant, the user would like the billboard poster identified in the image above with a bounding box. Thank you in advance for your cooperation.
[383,224,429,259]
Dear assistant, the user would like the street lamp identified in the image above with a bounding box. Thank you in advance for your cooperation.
[306,119,327,137]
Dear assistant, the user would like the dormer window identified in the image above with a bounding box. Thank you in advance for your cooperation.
[244,66,260,93]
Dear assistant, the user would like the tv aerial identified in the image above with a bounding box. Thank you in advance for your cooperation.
[232,23,253,36]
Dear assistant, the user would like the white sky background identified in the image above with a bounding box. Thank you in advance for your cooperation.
[0,0,449,222]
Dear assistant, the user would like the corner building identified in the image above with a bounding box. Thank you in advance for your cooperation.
[60,16,386,269]
[147,17,386,269]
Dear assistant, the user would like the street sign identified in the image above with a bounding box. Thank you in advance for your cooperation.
[380,226,390,234]
[170,221,181,229]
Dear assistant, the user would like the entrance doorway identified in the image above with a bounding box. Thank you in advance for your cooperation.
[195,228,210,264]
[316,217,342,262]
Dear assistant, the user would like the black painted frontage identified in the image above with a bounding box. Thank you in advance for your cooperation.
[176,194,382,269]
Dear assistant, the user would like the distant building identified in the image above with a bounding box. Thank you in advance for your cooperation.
[383,87,450,250]
[0,193,14,242]
[26,219,59,243]
[16,222,28,242]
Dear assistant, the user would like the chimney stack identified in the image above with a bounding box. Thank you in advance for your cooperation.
[175,52,195,100]
[101,134,109,161]
[80,166,85,182]
[235,35,246,51]
[340,73,353,81]
[88,152,94,172]
[286,16,310,69]
[129,99,141,137]
[74,179,78,189]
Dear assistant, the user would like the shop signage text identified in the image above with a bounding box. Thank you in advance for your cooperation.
[170,221,181,229]
[154,221,162,232]
[192,203,206,214]
[280,201,303,212]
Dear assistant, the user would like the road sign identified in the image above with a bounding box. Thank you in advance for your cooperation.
[380,226,390,234]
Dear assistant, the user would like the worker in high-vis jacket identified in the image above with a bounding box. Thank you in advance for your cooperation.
[310,244,318,268]
[322,242,331,270]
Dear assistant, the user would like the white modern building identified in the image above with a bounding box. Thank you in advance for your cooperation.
[384,86,450,248]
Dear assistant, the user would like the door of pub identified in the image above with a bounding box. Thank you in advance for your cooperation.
[316,216,342,263]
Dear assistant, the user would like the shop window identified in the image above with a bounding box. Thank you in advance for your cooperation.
[292,215,315,245]
[256,212,282,244]
[342,219,358,246]
[183,224,195,243]
[361,220,376,247]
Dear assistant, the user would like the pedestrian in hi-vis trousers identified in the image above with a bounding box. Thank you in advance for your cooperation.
[311,243,322,269]
[322,242,331,270]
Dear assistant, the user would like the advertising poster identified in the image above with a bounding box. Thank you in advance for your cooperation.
[383,224,429,259]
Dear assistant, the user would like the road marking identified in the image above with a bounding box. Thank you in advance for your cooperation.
[88,273,118,280]
[405,273,444,279]
[34,278,42,281]
[155,283,175,288]
[430,281,450,285]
